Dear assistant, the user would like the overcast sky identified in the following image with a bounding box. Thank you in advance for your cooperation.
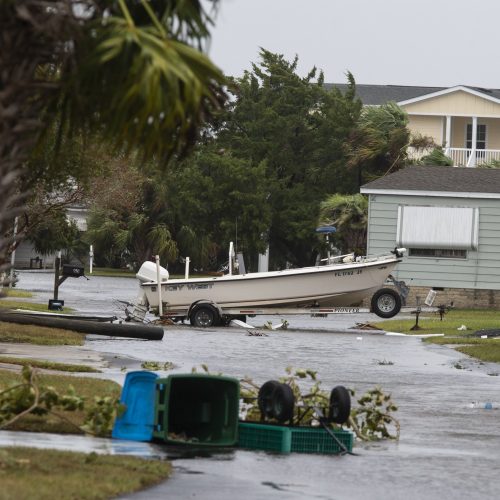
[206,0,500,88]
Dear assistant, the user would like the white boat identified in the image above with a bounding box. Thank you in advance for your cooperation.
[134,247,406,326]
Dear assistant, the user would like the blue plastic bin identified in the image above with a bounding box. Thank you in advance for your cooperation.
[112,371,159,441]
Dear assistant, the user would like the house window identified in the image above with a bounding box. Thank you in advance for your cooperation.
[397,205,479,250]
[466,123,487,150]
[408,248,467,259]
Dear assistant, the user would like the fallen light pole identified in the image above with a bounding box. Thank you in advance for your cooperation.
[0,310,164,340]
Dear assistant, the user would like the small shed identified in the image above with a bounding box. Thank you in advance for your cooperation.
[360,165,500,308]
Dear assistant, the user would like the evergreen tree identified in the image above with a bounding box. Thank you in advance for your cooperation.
[217,50,362,267]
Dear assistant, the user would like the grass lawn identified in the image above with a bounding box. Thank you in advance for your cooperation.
[0,369,121,434]
[86,267,216,279]
[0,288,33,298]
[455,344,500,364]
[374,308,500,336]
[0,447,171,500]
[0,321,84,346]
[375,309,500,363]
[0,298,74,313]
[85,267,135,278]
[0,356,99,372]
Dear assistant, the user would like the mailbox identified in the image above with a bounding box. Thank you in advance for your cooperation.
[48,299,64,311]
[62,264,85,278]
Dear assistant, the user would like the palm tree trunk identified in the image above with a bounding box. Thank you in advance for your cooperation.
[0,1,75,284]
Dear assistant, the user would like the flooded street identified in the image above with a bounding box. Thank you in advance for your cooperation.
[6,271,500,499]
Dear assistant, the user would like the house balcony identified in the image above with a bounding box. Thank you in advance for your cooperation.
[445,148,500,168]
[408,147,500,167]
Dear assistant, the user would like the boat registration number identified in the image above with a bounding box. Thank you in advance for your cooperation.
[334,269,362,277]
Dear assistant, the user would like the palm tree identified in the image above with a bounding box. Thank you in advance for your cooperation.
[347,102,411,188]
[0,0,227,284]
[318,193,368,255]
[85,207,178,269]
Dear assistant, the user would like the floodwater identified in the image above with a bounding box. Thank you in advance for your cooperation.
[4,271,500,499]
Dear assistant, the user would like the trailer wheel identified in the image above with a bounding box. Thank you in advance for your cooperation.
[371,288,402,318]
[328,385,351,424]
[272,383,295,422]
[258,380,295,423]
[190,305,219,327]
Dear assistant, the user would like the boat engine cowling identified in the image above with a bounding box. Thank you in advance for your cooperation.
[136,261,169,283]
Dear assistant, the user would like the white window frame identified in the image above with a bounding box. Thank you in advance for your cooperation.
[466,123,487,150]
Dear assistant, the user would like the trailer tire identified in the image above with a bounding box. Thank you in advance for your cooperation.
[371,288,402,318]
[328,385,351,424]
[258,380,295,423]
[190,305,219,327]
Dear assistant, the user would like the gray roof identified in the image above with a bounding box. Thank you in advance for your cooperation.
[361,166,500,194]
[326,84,500,106]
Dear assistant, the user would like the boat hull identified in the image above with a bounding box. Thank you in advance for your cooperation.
[140,256,401,312]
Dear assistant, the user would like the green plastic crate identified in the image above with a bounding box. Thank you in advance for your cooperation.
[290,426,353,454]
[153,374,240,447]
[238,422,353,454]
[237,422,292,453]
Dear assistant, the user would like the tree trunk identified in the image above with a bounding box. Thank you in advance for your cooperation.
[0,1,75,285]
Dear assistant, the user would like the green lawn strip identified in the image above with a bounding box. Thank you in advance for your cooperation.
[422,336,499,345]
[374,309,500,336]
[0,447,171,500]
[375,309,500,363]
[0,356,99,373]
[0,299,74,313]
[420,335,500,363]
[86,267,216,279]
[0,369,121,434]
[85,267,135,278]
[0,321,85,346]
[454,344,500,363]
[0,288,33,298]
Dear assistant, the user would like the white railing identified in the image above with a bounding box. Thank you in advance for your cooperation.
[446,148,500,167]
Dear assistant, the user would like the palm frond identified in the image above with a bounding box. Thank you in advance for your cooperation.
[55,8,228,162]
[148,223,178,261]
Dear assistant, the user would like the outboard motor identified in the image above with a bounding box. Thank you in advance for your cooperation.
[136,261,170,283]
[128,262,170,322]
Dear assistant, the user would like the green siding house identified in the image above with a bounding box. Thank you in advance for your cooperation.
[360,166,500,308]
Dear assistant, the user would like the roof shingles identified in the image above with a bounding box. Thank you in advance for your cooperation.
[361,166,500,194]
[326,84,500,106]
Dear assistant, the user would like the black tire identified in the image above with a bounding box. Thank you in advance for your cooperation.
[190,305,219,327]
[371,288,402,318]
[329,385,351,424]
[258,381,295,423]
[258,380,281,418]
[272,383,295,422]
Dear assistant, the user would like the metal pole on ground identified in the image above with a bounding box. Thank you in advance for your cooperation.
[185,257,190,279]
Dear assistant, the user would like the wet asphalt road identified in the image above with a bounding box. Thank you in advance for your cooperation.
[4,271,500,499]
